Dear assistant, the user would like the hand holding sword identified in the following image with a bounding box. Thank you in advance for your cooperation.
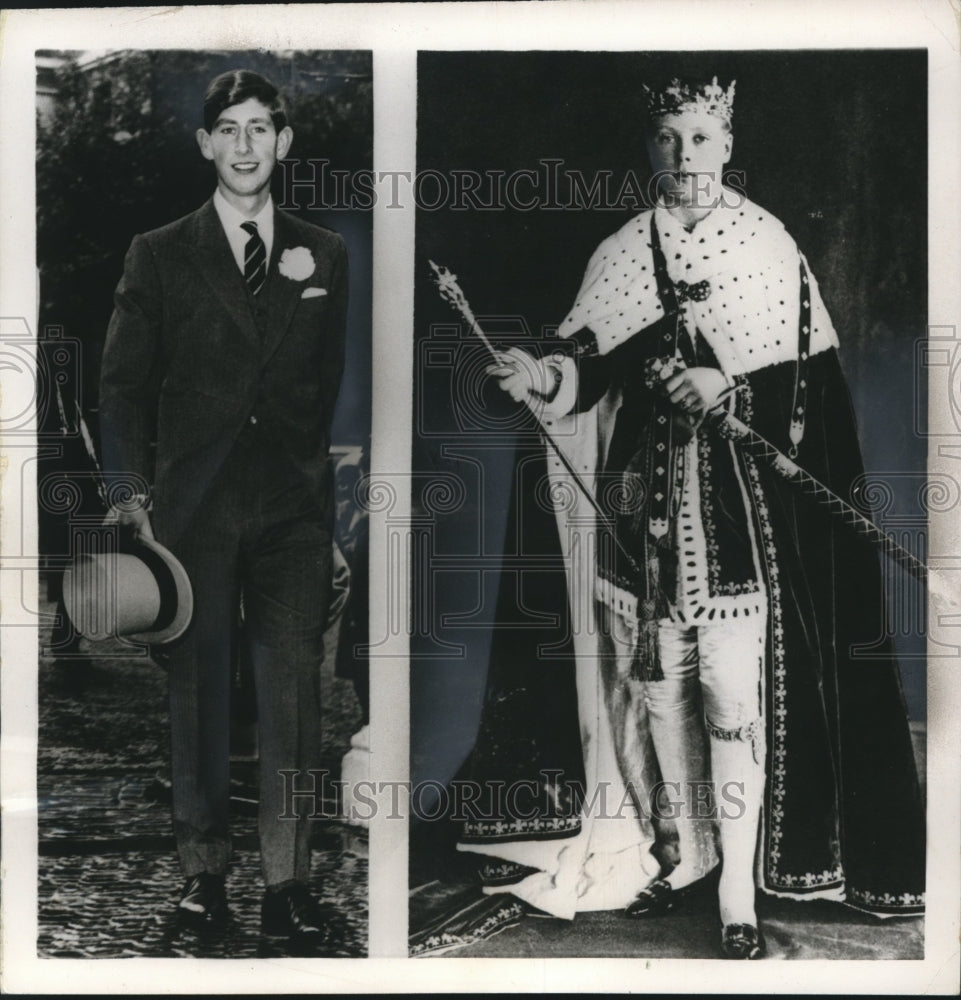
[428,258,933,585]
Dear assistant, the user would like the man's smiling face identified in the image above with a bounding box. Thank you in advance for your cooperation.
[197,96,292,212]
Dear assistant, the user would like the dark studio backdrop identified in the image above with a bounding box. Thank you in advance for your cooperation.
[411,50,928,806]
[35,48,373,563]
[32,51,373,959]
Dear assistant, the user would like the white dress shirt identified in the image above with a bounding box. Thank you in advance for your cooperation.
[213,188,275,276]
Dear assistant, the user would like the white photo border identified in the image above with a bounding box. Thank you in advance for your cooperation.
[1,1,959,994]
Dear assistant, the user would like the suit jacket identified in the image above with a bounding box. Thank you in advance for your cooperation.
[100,197,348,547]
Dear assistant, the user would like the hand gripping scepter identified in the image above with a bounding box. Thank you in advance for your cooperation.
[429,262,955,607]
[428,260,643,580]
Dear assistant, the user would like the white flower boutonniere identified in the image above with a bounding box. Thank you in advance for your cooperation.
[278,246,315,282]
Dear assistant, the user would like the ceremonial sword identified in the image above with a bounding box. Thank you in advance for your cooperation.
[428,260,929,583]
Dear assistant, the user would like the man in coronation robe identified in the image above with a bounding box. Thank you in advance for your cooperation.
[468,74,925,959]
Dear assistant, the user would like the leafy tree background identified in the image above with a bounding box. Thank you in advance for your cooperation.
[36,48,373,450]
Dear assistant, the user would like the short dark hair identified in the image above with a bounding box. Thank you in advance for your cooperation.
[203,70,288,133]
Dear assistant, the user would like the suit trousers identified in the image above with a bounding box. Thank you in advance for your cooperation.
[163,418,331,887]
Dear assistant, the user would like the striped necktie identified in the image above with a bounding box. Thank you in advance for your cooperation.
[240,220,267,296]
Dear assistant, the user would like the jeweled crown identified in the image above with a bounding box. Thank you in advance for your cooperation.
[642,76,736,125]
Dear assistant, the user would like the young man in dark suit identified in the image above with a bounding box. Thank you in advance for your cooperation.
[99,70,348,940]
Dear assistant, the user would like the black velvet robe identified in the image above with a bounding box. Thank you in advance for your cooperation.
[460,204,925,914]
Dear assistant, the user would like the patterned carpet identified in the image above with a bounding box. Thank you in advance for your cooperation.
[37,601,368,958]
[408,724,926,959]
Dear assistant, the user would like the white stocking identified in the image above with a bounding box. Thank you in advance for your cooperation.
[708,722,764,926]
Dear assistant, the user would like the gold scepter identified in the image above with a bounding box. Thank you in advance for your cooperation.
[428,259,642,580]
[431,260,937,591]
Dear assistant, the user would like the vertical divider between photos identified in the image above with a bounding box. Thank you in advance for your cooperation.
[926,31,961,980]
[367,46,416,957]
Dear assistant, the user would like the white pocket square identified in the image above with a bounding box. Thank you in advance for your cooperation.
[301,287,327,299]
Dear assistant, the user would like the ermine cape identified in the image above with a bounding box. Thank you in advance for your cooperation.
[456,195,925,921]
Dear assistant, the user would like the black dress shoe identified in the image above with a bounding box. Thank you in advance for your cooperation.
[624,877,675,918]
[177,873,228,926]
[262,883,329,938]
[720,922,766,959]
